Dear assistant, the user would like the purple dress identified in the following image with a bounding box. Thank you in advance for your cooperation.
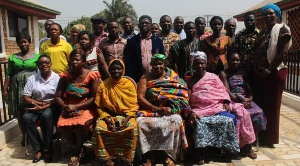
[228,74,267,131]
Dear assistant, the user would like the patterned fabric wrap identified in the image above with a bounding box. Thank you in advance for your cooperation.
[137,114,186,160]
[194,116,240,153]
[143,68,190,115]
[92,116,138,162]
[191,72,256,147]
[8,71,36,117]
[215,111,237,125]
[72,24,86,31]
[228,74,267,131]
[57,71,100,127]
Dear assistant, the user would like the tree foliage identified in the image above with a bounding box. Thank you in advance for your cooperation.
[60,0,137,41]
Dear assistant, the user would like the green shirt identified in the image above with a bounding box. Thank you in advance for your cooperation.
[6,53,39,78]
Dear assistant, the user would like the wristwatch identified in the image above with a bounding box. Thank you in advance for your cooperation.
[264,68,271,74]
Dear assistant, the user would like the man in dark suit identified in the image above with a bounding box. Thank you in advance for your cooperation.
[124,15,165,82]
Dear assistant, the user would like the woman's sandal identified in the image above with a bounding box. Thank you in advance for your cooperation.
[197,157,205,165]
[165,157,175,166]
[247,150,257,159]
[68,156,80,166]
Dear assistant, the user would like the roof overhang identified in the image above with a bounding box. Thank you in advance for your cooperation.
[234,0,300,21]
[0,0,60,19]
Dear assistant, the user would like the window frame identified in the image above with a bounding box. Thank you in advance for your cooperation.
[5,10,30,41]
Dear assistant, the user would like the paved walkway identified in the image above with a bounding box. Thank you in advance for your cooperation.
[0,104,300,166]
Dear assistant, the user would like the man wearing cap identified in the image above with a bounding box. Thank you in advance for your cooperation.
[124,15,165,83]
[91,17,108,48]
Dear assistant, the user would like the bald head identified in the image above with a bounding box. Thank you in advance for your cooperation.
[173,16,184,34]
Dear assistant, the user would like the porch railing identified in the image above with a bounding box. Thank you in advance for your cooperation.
[285,50,300,96]
[0,61,13,125]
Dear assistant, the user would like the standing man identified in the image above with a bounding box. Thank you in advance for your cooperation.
[121,16,138,40]
[98,20,127,79]
[91,17,108,48]
[159,15,181,58]
[39,20,66,48]
[169,22,203,78]
[124,15,165,82]
[224,19,237,43]
[172,16,186,40]
[194,17,211,41]
[234,11,259,73]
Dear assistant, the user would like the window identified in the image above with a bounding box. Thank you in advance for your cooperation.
[7,11,28,37]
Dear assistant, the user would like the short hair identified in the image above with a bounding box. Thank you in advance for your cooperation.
[184,21,195,29]
[45,19,54,25]
[49,23,63,34]
[244,11,256,18]
[195,17,205,22]
[227,51,241,60]
[139,15,152,23]
[77,31,95,48]
[38,54,51,62]
[91,17,106,24]
[16,33,31,43]
[209,16,224,26]
[122,16,133,22]
[69,49,86,62]
[107,20,119,26]
[159,15,171,23]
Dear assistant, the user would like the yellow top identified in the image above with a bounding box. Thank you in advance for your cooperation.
[94,76,139,119]
[40,39,72,73]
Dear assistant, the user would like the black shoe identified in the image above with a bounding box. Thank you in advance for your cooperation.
[44,152,52,163]
[32,151,42,163]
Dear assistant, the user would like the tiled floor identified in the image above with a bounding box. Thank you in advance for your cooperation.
[1,105,300,166]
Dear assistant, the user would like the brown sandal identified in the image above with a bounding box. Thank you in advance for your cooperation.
[247,150,257,159]
[105,159,114,166]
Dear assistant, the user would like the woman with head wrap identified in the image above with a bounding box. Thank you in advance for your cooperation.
[202,16,232,75]
[187,51,257,164]
[92,59,139,166]
[2,33,39,147]
[253,4,292,147]
[70,24,86,47]
[137,54,190,166]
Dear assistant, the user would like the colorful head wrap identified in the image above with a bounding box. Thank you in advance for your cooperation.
[191,51,207,62]
[108,59,125,76]
[72,24,86,32]
[261,3,281,22]
[151,54,166,64]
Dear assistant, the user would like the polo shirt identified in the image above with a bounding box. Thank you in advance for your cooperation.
[40,39,72,73]
[23,71,60,102]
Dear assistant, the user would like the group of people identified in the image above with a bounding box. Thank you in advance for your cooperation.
[2,3,292,166]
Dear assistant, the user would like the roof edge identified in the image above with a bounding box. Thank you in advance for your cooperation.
[7,0,61,15]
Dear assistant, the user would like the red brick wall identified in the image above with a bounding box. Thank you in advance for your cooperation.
[1,8,35,58]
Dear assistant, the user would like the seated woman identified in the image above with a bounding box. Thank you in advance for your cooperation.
[92,59,139,166]
[219,52,267,136]
[55,49,101,166]
[22,55,60,163]
[188,52,257,163]
[137,54,190,166]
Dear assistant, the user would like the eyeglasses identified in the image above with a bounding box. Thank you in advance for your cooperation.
[38,61,51,65]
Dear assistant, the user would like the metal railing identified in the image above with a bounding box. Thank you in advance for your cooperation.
[285,50,300,96]
[0,61,13,125]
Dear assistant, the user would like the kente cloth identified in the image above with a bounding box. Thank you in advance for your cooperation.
[57,71,100,127]
[194,115,240,153]
[190,72,256,147]
[92,116,138,162]
[142,68,190,115]
[228,74,267,131]
[95,76,139,119]
[137,114,185,160]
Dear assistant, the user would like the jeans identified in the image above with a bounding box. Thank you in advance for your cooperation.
[23,107,59,152]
